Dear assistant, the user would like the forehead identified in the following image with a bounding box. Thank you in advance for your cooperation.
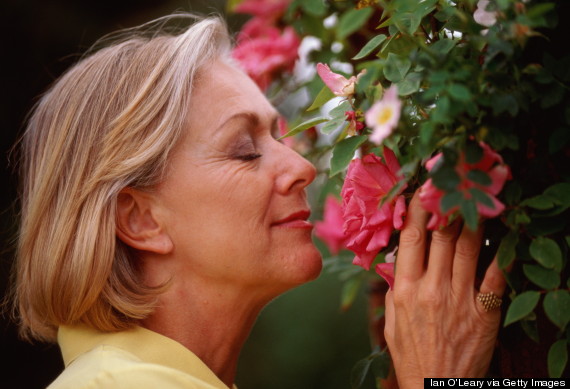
[187,60,276,133]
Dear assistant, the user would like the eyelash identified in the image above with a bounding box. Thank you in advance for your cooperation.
[236,153,262,161]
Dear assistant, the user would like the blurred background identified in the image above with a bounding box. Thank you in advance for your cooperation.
[0,0,375,388]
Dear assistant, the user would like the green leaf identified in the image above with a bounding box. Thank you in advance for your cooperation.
[521,319,540,343]
[497,231,519,269]
[529,237,563,272]
[466,170,492,186]
[523,264,561,290]
[522,195,556,210]
[395,72,422,96]
[543,290,570,330]
[430,38,458,55]
[466,142,483,164]
[340,276,363,311]
[383,52,411,83]
[300,0,327,17]
[548,339,568,378]
[393,12,422,35]
[330,100,352,118]
[353,34,387,60]
[337,7,374,40]
[504,291,541,327]
[321,117,346,134]
[432,96,451,124]
[279,117,328,139]
[307,85,336,112]
[330,136,367,177]
[441,191,463,213]
[351,357,372,389]
[460,198,478,230]
[448,83,472,102]
[544,183,570,207]
[370,352,391,379]
[469,188,495,209]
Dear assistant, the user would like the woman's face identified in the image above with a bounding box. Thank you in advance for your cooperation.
[152,60,322,297]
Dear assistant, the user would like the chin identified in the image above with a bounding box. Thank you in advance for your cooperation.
[287,245,323,286]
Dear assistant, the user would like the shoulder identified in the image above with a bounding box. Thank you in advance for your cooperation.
[47,345,220,389]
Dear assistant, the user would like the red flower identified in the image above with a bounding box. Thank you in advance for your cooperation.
[420,142,511,230]
[345,110,364,136]
[234,0,291,22]
[314,196,350,254]
[232,20,300,90]
[341,148,407,272]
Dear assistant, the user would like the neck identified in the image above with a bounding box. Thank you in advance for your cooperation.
[140,276,269,387]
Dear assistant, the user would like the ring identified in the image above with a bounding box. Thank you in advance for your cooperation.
[476,292,502,312]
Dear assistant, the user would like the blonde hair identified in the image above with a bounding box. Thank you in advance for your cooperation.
[12,14,231,342]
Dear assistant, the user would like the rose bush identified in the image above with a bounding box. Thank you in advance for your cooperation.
[231,0,570,381]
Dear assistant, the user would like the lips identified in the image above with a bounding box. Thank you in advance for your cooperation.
[272,210,313,228]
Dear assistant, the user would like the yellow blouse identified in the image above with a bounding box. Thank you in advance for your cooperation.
[49,325,237,389]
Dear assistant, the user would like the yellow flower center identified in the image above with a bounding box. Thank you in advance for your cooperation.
[376,107,394,125]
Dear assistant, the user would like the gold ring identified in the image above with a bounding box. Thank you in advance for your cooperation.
[476,292,502,312]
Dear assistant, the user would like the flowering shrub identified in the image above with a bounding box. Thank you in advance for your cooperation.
[231,0,569,381]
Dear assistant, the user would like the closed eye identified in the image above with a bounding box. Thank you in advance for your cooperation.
[236,153,262,161]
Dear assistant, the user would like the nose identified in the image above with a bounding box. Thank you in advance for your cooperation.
[273,141,316,194]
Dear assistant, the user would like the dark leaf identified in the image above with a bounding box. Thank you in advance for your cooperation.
[543,290,570,330]
[497,230,519,270]
[504,291,541,327]
[466,170,492,186]
[548,339,568,378]
[523,264,560,290]
[529,237,563,272]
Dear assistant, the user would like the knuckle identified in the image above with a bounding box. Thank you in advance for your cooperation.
[431,229,456,245]
[400,225,424,246]
[417,288,443,308]
[455,241,479,260]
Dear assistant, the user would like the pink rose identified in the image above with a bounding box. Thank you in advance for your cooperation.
[420,142,511,230]
[341,148,407,272]
[232,22,300,91]
[234,0,291,22]
[314,196,349,254]
[316,63,366,97]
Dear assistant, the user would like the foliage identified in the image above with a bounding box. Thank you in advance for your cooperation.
[231,0,570,381]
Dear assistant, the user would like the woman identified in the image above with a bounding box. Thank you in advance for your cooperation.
[12,14,506,389]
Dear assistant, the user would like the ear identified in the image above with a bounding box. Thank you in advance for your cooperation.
[116,188,173,255]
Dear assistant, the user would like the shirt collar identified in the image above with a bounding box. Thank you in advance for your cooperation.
[58,325,234,389]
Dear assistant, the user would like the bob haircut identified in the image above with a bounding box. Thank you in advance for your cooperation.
[12,14,232,342]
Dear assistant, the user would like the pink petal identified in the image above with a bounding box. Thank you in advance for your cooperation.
[352,251,377,271]
[393,195,407,229]
[382,147,402,179]
[486,165,510,195]
[316,63,350,96]
[375,263,395,289]
[477,196,505,218]
[366,225,392,252]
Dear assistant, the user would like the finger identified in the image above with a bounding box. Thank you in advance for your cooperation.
[479,255,507,298]
[396,191,429,281]
[384,290,395,346]
[451,223,484,294]
[475,256,507,315]
[425,219,461,286]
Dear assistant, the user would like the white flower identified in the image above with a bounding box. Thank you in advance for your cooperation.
[474,0,497,28]
[365,85,401,145]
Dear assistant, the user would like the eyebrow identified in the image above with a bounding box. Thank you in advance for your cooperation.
[214,112,280,138]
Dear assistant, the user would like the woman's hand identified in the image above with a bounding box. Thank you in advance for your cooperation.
[384,191,507,388]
